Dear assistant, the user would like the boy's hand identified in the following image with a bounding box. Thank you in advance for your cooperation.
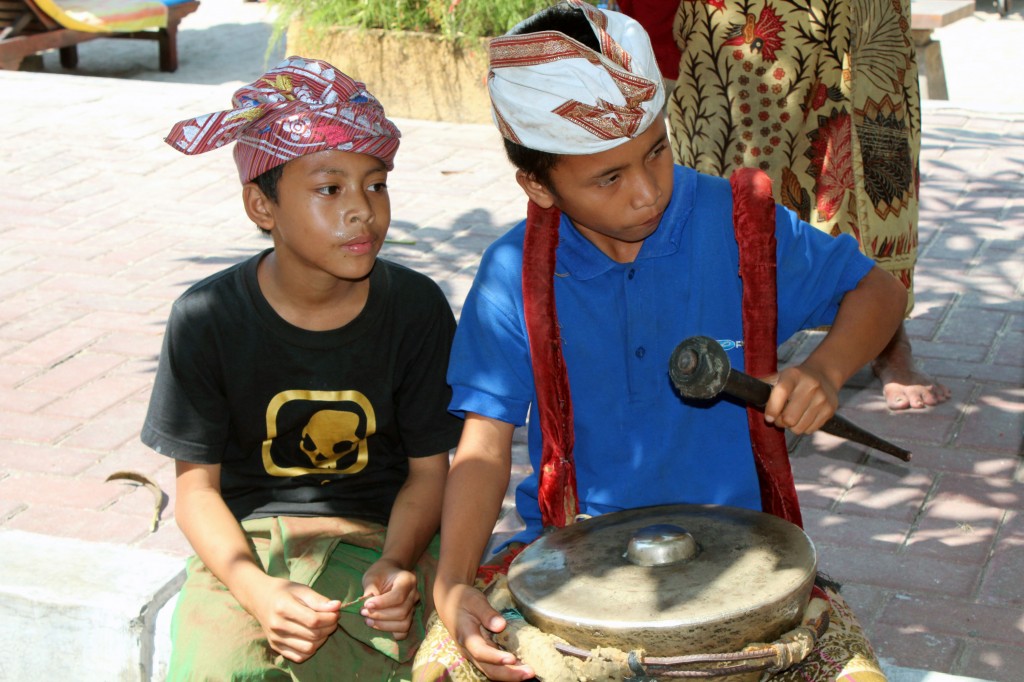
[438,582,535,681]
[763,364,840,435]
[360,558,420,640]
[250,577,341,663]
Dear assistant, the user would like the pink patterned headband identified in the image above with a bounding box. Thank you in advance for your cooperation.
[165,56,401,183]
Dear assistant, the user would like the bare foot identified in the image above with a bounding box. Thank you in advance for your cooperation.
[872,324,951,410]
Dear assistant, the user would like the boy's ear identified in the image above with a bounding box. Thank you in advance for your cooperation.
[242,183,276,231]
[515,170,556,209]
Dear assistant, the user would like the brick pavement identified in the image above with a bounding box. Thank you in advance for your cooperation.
[0,2,1022,680]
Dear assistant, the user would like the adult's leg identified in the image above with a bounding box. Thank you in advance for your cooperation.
[873,322,951,409]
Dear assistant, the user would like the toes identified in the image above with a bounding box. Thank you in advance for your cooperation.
[907,389,929,409]
[923,384,952,406]
[883,385,912,411]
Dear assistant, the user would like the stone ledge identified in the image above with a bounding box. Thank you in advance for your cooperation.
[882,661,997,682]
[286,24,492,124]
[0,530,185,681]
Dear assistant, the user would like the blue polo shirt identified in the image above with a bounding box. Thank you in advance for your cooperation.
[449,165,873,544]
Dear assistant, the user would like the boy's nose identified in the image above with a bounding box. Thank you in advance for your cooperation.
[632,170,661,209]
[345,192,373,223]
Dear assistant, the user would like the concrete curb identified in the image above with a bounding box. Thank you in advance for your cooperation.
[0,531,185,681]
[882,663,998,682]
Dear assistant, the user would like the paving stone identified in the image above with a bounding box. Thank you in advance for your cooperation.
[135,520,193,558]
[905,515,999,564]
[0,410,80,444]
[88,331,164,359]
[901,443,1019,479]
[789,438,863,483]
[878,594,1024,647]
[954,386,1024,454]
[921,232,986,261]
[908,339,990,362]
[1,324,108,366]
[976,520,1024,608]
[814,545,979,597]
[957,641,1024,682]
[953,360,1024,386]
[57,400,149,452]
[0,471,128,515]
[801,508,911,551]
[936,308,1009,347]
[0,287,67,325]
[991,330,1024,367]
[80,445,169,482]
[833,582,893,628]
[925,474,1022,521]
[836,386,967,445]
[867,622,964,676]
[0,384,57,413]
[0,441,102,477]
[0,361,37,389]
[0,496,25,523]
[21,353,127,396]
[835,470,936,523]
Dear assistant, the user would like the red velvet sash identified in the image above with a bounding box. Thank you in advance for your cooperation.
[729,168,802,527]
[522,169,801,529]
[522,200,579,528]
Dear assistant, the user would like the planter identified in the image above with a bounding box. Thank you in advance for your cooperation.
[286,22,493,124]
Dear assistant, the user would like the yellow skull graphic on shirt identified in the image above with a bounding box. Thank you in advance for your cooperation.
[262,389,375,477]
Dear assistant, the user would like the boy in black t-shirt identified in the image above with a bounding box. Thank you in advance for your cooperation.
[142,56,463,680]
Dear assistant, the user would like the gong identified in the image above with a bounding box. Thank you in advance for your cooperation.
[506,504,817,657]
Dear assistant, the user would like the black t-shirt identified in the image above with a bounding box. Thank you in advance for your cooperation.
[141,250,463,524]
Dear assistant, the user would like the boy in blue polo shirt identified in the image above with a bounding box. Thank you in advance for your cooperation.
[414,3,906,681]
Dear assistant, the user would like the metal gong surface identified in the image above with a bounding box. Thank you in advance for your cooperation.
[506,504,817,656]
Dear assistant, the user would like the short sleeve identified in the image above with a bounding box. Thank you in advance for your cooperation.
[775,206,875,340]
[447,239,535,425]
[140,298,229,463]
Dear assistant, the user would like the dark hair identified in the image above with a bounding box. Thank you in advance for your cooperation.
[251,163,285,203]
[501,3,602,187]
[248,163,286,235]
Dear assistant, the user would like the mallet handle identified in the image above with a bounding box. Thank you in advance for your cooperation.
[720,369,912,462]
[668,337,912,462]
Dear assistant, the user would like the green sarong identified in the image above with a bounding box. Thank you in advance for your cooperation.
[170,516,439,682]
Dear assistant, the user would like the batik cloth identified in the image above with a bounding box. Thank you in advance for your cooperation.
[411,548,885,682]
[164,56,401,183]
[169,516,439,682]
[667,0,920,309]
[488,0,664,155]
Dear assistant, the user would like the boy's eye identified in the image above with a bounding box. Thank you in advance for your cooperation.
[368,182,388,193]
[650,144,667,159]
[316,185,340,196]
[597,174,619,188]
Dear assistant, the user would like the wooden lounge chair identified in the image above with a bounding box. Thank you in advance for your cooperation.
[0,0,199,72]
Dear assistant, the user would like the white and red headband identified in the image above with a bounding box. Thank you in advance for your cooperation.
[487,0,665,155]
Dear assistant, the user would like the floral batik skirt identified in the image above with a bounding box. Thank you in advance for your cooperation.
[667,0,920,309]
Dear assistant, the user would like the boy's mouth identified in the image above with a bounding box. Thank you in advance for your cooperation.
[342,235,375,255]
[639,211,664,231]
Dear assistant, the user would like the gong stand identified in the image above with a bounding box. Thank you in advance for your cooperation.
[500,505,830,681]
